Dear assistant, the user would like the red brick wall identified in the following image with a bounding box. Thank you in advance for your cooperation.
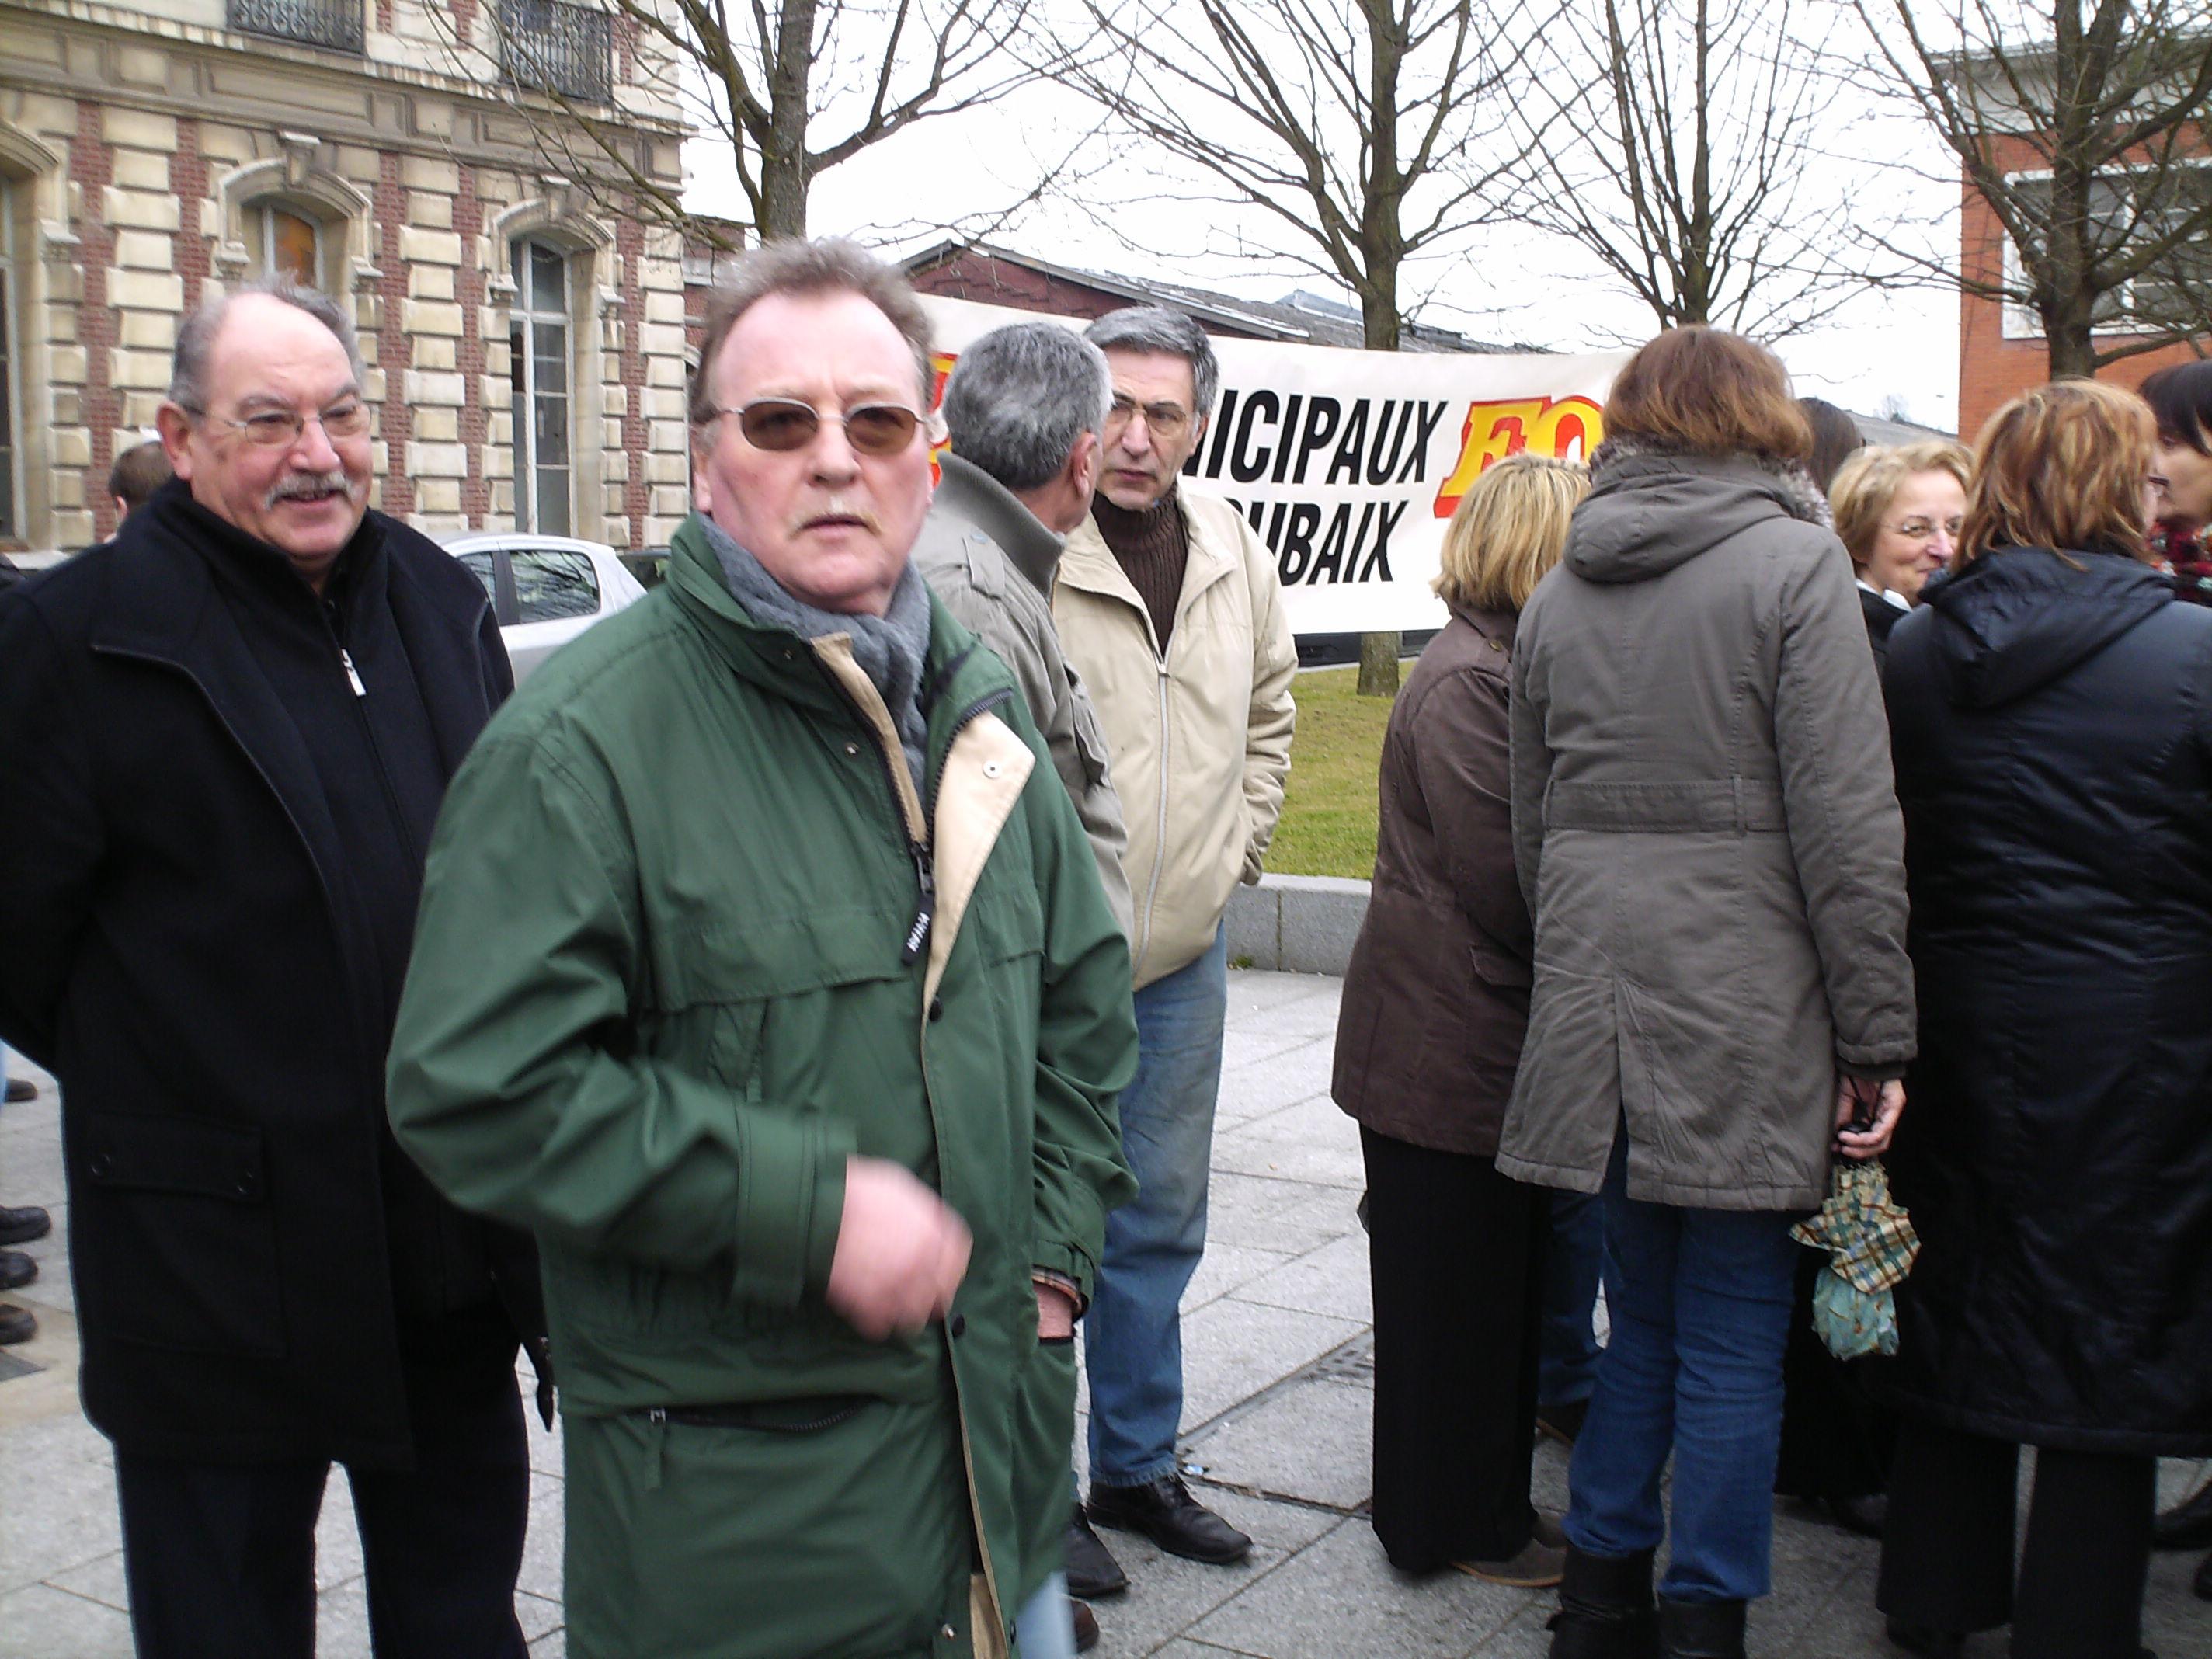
[71,101,120,544]
[617,214,647,548]
[1958,134,2208,439]
[172,119,208,316]
[372,151,414,517]
[456,162,490,525]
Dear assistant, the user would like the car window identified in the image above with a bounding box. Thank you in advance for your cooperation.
[511,549,600,623]
[456,549,499,602]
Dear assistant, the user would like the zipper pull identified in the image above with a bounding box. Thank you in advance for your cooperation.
[339,649,367,697]
[901,842,935,964]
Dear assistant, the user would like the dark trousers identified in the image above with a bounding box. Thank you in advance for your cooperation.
[1877,1416,2155,1658]
[1360,1125,1547,1574]
[1773,1250,1895,1502]
[116,1319,530,1659]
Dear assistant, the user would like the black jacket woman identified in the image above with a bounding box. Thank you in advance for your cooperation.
[1876,380,2212,1659]
[1331,452,1588,1588]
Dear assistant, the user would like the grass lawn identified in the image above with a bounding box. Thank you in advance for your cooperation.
[1266,663,1396,879]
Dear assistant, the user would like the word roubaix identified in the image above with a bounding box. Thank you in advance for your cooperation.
[1185,391,1453,588]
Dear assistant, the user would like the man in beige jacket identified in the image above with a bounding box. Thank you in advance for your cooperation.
[1053,305,1297,1584]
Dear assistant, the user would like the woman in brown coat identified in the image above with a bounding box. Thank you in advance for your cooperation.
[1332,452,1589,1588]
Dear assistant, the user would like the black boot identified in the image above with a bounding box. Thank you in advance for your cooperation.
[2155,1476,2212,1550]
[1547,1546,1660,1659]
[1657,1598,1745,1659]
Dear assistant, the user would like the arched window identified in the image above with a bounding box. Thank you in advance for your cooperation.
[248,200,325,289]
[510,238,572,536]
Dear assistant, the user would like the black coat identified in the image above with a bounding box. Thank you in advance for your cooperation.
[1858,582,1901,667]
[1879,547,2212,1455]
[0,484,537,1467]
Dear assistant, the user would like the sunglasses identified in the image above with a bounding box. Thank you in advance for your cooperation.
[710,398,925,456]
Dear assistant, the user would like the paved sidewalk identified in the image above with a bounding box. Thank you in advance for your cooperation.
[2,971,2205,1657]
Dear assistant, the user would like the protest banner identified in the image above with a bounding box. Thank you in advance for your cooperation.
[919,293,1630,635]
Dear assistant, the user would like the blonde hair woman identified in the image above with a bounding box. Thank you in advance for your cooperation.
[1828,440,1974,659]
[1330,451,1588,1588]
[1876,381,2212,1659]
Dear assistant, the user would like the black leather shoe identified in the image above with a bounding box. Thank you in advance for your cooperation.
[0,1303,34,1345]
[2155,1476,2212,1550]
[1883,1618,1963,1657]
[1822,1492,1887,1539]
[1658,1598,1744,1659]
[0,1250,34,1292]
[0,1206,51,1247]
[4,1079,35,1104]
[1087,1475,1252,1565]
[1066,1504,1128,1598]
[1547,1546,1660,1659]
[1070,1598,1099,1654]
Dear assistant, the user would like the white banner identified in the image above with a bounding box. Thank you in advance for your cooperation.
[919,293,1629,635]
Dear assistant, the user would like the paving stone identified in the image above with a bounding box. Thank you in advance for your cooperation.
[1212,1096,1365,1191]
[0,1414,121,1594]
[527,1625,568,1656]
[1220,988,1343,1045]
[0,1581,137,1658]
[1188,1517,1529,1659]
[1177,1300,1365,1435]
[1082,1490,1344,1659]
[1188,1376,1372,1512]
[1231,1231,1372,1324]
[1215,1037,1338,1127]
[1202,1172,1362,1257]
[1181,1241,1297,1316]
[1225,969,1337,1017]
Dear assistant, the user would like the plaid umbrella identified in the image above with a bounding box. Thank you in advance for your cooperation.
[1789,1158,1920,1360]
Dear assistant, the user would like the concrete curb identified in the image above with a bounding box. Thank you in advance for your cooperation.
[1224,873,1371,976]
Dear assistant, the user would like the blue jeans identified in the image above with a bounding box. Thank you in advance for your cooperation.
[1564,1135,1799,1604]
[1084,925,1228,1488]
[1012,1570,1074,1659]
[1539,1188,1607,1407]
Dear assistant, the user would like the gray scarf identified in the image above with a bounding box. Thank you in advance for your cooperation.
[702,517,934,796]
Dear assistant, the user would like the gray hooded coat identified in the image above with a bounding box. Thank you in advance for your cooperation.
[1497,444,1915,1212]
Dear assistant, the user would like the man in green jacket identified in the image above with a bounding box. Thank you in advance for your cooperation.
[388,240,1138,1659]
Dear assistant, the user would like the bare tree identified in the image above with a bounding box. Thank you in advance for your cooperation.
[1511,0,1885,339]
[445,0,1047,242]
[1854,0,2212,376]
[1058,0,1547,692]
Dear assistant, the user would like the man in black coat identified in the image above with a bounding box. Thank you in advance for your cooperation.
[0,277,542,1658]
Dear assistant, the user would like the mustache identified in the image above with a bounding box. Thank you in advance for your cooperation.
[265,470,360,509]
[794,496,882,534]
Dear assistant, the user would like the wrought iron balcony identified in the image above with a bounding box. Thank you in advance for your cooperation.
[499,0,614,105]
[228,0,364,54]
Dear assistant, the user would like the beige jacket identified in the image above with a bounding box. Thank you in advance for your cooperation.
[1053,485,1298,989]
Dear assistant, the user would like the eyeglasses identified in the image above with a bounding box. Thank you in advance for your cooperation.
[1106,395,1193,439]
[708,398,925,456]
[1887,516,1964,543]
[189,401,374,448]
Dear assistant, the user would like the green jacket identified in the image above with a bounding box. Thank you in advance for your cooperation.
[388,515,1138,1658]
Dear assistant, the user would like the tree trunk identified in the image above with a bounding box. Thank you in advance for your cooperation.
[1357,630,1401,697]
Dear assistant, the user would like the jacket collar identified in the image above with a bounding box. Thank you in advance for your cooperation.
[1055,479,1236,621]
[84,482,493,899]
[1449,600,1518,653]
[933,453,1065,596]
[665,513,1011,743]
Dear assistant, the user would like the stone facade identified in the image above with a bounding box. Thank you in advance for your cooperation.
[0,0,694,551]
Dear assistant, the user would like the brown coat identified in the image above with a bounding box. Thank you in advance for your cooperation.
[1331,607,1530,1157]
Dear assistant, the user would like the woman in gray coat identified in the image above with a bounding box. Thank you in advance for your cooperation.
[1500,328,1915,1659]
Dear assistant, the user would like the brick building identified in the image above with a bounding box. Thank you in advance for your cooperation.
[0,0,694,554]
[900,240,1508,353]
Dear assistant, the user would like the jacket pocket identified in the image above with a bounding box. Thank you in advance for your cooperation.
[80,1113,285,1357]
[1469,941,1533,991]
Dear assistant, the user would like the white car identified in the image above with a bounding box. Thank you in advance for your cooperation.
[443,531,648,683]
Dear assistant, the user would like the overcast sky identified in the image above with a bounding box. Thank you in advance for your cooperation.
[681,8,1967,433]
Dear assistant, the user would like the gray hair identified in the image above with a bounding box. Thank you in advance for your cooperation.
[1083,305,1219,419]
[689,238,934,425]
[168,276,365,412]
[941,322,1112,492]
